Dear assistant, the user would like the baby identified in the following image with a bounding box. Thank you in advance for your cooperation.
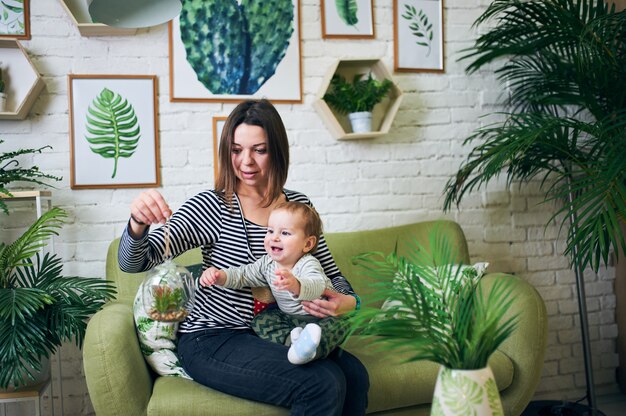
[200,201,349,364]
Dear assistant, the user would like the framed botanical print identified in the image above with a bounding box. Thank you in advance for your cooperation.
[68,75,161,189]
[0,0,30,40]
[394,0,444,73]
[321,0,375,39]
[169,0,302,103]
[211,116,227,179]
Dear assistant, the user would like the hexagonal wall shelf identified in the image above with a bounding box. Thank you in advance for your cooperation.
[0,40,45,120]
[313,58,403,140]
[59,0,137,36]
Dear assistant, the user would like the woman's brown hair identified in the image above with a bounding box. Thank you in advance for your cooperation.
[215,99,289,207]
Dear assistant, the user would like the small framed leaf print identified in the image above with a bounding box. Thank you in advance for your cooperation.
[394,0,444,73]
[321,0,375,39]
[68,75,160,189]
[0,0,30,40]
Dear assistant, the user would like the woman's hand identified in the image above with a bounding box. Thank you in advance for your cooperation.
[129,189,172,236]
[301,289,357,318]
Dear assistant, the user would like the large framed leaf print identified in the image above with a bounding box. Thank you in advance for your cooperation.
[169,0,302,103]
[68,75,160,189]
[394,0,444,73]
[0,0,30,39]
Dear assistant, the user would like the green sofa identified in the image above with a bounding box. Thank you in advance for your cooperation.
[83,220,547,415]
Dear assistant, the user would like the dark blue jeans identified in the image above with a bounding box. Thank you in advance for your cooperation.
[178,329,369,416]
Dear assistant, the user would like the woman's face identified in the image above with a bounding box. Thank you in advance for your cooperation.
[231,123,271,189]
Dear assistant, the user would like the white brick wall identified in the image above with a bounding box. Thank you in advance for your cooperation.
[0,0,621,414]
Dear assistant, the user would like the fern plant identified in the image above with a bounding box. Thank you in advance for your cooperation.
[0,207,116,388]
[85,88,141,179]
[347,229,518,370]
[323,72,393,115]
[336,0,358,26]
[0,140,61,215]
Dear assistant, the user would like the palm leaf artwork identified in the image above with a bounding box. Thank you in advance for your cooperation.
[444,0,626,273]
[336,0,359,26]
[0,207,116,388]
[347,229,518,370]
[85,88,141,179]
[402,4,434,57]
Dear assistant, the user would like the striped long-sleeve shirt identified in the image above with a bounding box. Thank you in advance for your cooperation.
[118,189,354,333]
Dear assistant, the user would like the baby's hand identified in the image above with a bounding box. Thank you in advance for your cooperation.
[200,267,224,287]
[274,269,300,296]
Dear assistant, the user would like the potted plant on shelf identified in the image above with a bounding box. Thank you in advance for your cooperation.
[0,139,62,215]
[348,229,518,415]
[442,0,626,411]
[0,207,116,389]
[323,72,393,133]
[0,68,6,112]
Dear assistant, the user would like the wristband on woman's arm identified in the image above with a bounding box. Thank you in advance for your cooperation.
[349,293,361,310]
[130,213,146,226]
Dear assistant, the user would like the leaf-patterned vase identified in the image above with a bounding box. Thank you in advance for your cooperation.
[431,366,503,416]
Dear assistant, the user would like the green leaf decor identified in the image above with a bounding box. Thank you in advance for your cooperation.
[336,0,358,26]
[179,0,294,95]
[402,4,434,57]
[85,88,141,179]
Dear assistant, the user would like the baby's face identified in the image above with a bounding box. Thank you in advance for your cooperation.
[264,209,315,268]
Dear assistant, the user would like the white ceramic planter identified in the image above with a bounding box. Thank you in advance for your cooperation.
[0,93,6,112]
[348,111,373,133]
[431,366,503,416]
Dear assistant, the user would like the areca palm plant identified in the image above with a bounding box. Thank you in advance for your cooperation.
[444,0,626,277]
[348,230,518,370]
[0,207,116,388]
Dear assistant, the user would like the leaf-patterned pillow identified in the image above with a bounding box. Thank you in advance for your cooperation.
[133,286,191,379]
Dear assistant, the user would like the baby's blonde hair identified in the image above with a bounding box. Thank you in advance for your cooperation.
[273,201,323,252]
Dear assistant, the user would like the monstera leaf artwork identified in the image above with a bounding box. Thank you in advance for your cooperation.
[178,0,295,95]
[85,88,140,179]
[336,0,358,26]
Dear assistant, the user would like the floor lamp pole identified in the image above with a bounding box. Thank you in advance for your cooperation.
[566,183,597,416]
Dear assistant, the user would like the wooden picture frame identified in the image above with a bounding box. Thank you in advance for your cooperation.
[394,0,444,73]
[169,0,302,103]
[68,74,161,189]
[321,0,375,39]
[211,116,227,180]
[0,0,30,40]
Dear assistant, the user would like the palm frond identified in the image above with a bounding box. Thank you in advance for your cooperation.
[348,229,518,369]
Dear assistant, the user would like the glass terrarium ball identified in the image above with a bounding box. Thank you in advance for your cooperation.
[142,259,196,322]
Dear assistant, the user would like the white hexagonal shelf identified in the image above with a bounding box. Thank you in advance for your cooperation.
[0,40,45,120]
[59,0,137,36]
[313,58,403,140]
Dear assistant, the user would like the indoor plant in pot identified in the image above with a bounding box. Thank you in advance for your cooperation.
[323,72,393,133]
[0,139,62,215]
[443,0,626,411]
[0,207,116,388]
[348,229,518,415]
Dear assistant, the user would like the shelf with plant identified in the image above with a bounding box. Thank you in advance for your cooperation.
[347,229,518,415]
[313,58,403,140]
[0,40,45,120]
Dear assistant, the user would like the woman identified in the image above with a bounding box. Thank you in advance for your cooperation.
[118,99,369,415]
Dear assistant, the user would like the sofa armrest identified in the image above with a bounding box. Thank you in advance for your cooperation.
[84,302,153,416]
[481,273,548,416]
